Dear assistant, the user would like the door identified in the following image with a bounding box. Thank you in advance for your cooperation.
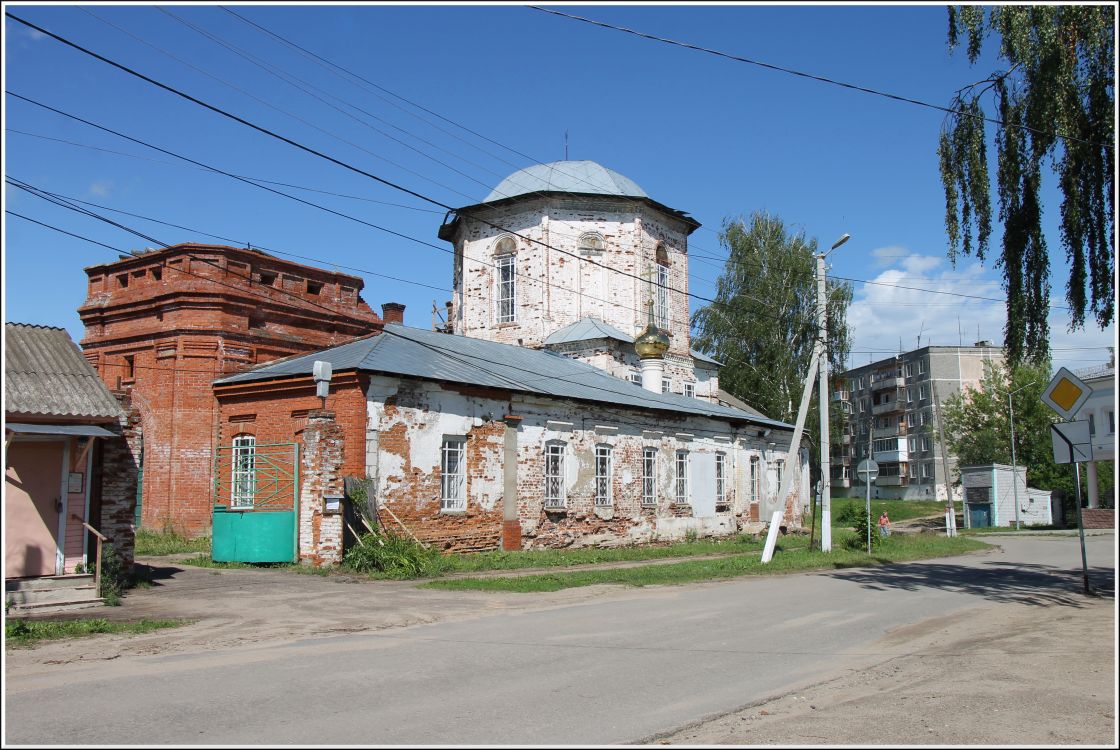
[968,503,992,528]
[690,452,717,518]
[5,441,64,577]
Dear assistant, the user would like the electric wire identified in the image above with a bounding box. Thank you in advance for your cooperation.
[530,6,1112,150]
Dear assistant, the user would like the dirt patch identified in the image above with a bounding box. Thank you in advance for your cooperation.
[651,595,1115,745]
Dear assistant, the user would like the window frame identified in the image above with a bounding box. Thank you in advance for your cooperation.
[642,447,658,506]
[655,251,670,329]
[230,434,257,510]
[544,442,566,508]
[683,382,695,398]
[440,437,467,512]
[715,452,726,505]
[675,450,689,504]
[594,444,613,507]
[495,253,516,324]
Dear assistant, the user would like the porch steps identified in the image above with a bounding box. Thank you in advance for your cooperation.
[5,574,104,614]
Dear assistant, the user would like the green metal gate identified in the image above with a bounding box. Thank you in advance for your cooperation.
[212,440,299,563]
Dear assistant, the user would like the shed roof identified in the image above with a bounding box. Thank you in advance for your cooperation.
[216,325,790,430]
[5,323,124,420]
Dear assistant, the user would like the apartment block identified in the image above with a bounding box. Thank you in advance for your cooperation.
[832,343,1003,501]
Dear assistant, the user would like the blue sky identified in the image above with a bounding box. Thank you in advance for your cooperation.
[3,2,1114,375]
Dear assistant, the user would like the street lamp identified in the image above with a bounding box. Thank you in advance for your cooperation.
[993,381,1035,530]
[816,233,850,553]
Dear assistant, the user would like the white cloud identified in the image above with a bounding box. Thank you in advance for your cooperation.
[842,247,1116,374]
[24,27,47,41]
[88,180,113,198]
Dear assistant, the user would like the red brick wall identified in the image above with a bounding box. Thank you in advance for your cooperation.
[79,244,381,535]
[377,413,505,553]
[1081,508,1114,529]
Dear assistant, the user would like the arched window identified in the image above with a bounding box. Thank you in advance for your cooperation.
[231,434,256,510]
[493,236,516,324]
[654,244,670,329]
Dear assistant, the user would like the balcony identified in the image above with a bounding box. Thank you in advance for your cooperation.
[871,400,904,416]
[874,449,909,464]
[873,424,906,438]
[876,475,908,486]
[871,376,904,391]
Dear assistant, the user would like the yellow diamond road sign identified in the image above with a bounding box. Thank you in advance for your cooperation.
[1041,367,1092,420]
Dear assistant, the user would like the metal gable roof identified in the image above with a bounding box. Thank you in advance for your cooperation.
[543,317,634,346]
[216,326,791,429]
[4,323,125,420]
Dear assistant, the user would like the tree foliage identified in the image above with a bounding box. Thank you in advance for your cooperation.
[938,6,1114,365]
[940,359,1112,503]
[690,212,853,480]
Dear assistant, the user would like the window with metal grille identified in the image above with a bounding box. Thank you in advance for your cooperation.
[715,452,726,504]
[594,445,613,506]
[231,434,256,510]
[675,450,689,503]
[655,261,670,329]
[440,437,466,511]
[750,456,761,501]
[775,460,784,490]
[544,442,566,508]
[642,448,657,506]
[496,254,516,324]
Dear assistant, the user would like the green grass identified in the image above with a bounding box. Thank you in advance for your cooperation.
[135,528,211,556]
[175,536,768,579]
[958,524,1068,534]
[822,498,948,527]
[439,535,765,574]
[421,532,990,593]
[5,617,186,647]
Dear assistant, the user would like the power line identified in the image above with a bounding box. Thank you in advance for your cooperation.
[530,6,1111,150]
[9,206,786,423]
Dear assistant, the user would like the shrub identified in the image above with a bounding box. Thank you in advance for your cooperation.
[98,543,129,605]
[845,511,883,552]
[343,530,446,579]
[836,502,862,526]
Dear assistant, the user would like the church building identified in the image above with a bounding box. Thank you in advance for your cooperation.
[210,161,810,562]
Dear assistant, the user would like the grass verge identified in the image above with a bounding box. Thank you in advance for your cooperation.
[824,499,948,526]
[440,534,765,574]
[421,532,991,593]
[174,535,768,579]
[5,617,186,648]
[135,528,211,556]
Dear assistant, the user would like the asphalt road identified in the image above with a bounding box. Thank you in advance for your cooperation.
[5,534,1114,745]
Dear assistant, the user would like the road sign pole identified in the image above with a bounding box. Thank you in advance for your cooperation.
[1073,459,1090,595]
[865,467,871,554]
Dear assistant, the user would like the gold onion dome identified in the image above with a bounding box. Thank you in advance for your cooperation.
[634,300,670,359]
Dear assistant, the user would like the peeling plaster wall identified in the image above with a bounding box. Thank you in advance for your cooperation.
[362,372,806,551]
[451,196,695,365]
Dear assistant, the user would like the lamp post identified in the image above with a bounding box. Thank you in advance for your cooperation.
[994,381,1034,530]
[817,232,849,553]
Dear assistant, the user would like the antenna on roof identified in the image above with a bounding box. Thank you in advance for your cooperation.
[564,130,569,160]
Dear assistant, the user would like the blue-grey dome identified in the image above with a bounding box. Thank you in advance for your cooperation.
[484,161,648,202]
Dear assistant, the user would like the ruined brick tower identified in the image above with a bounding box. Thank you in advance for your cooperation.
[79,243,382,535]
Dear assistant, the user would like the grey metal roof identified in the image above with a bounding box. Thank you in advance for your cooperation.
[543,317,634,346]
[5,323,125,420]
[6,423,118,437]
[691,348,722,366]
[485,161,648,203]
[216,325,791,430]
[1074,363,1114,382]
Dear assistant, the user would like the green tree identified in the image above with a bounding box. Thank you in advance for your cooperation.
[940,359,1112,504]
[938,6,1114,365]
[690,212,853,482]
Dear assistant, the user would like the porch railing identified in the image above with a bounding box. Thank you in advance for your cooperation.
[72,514,108,597]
